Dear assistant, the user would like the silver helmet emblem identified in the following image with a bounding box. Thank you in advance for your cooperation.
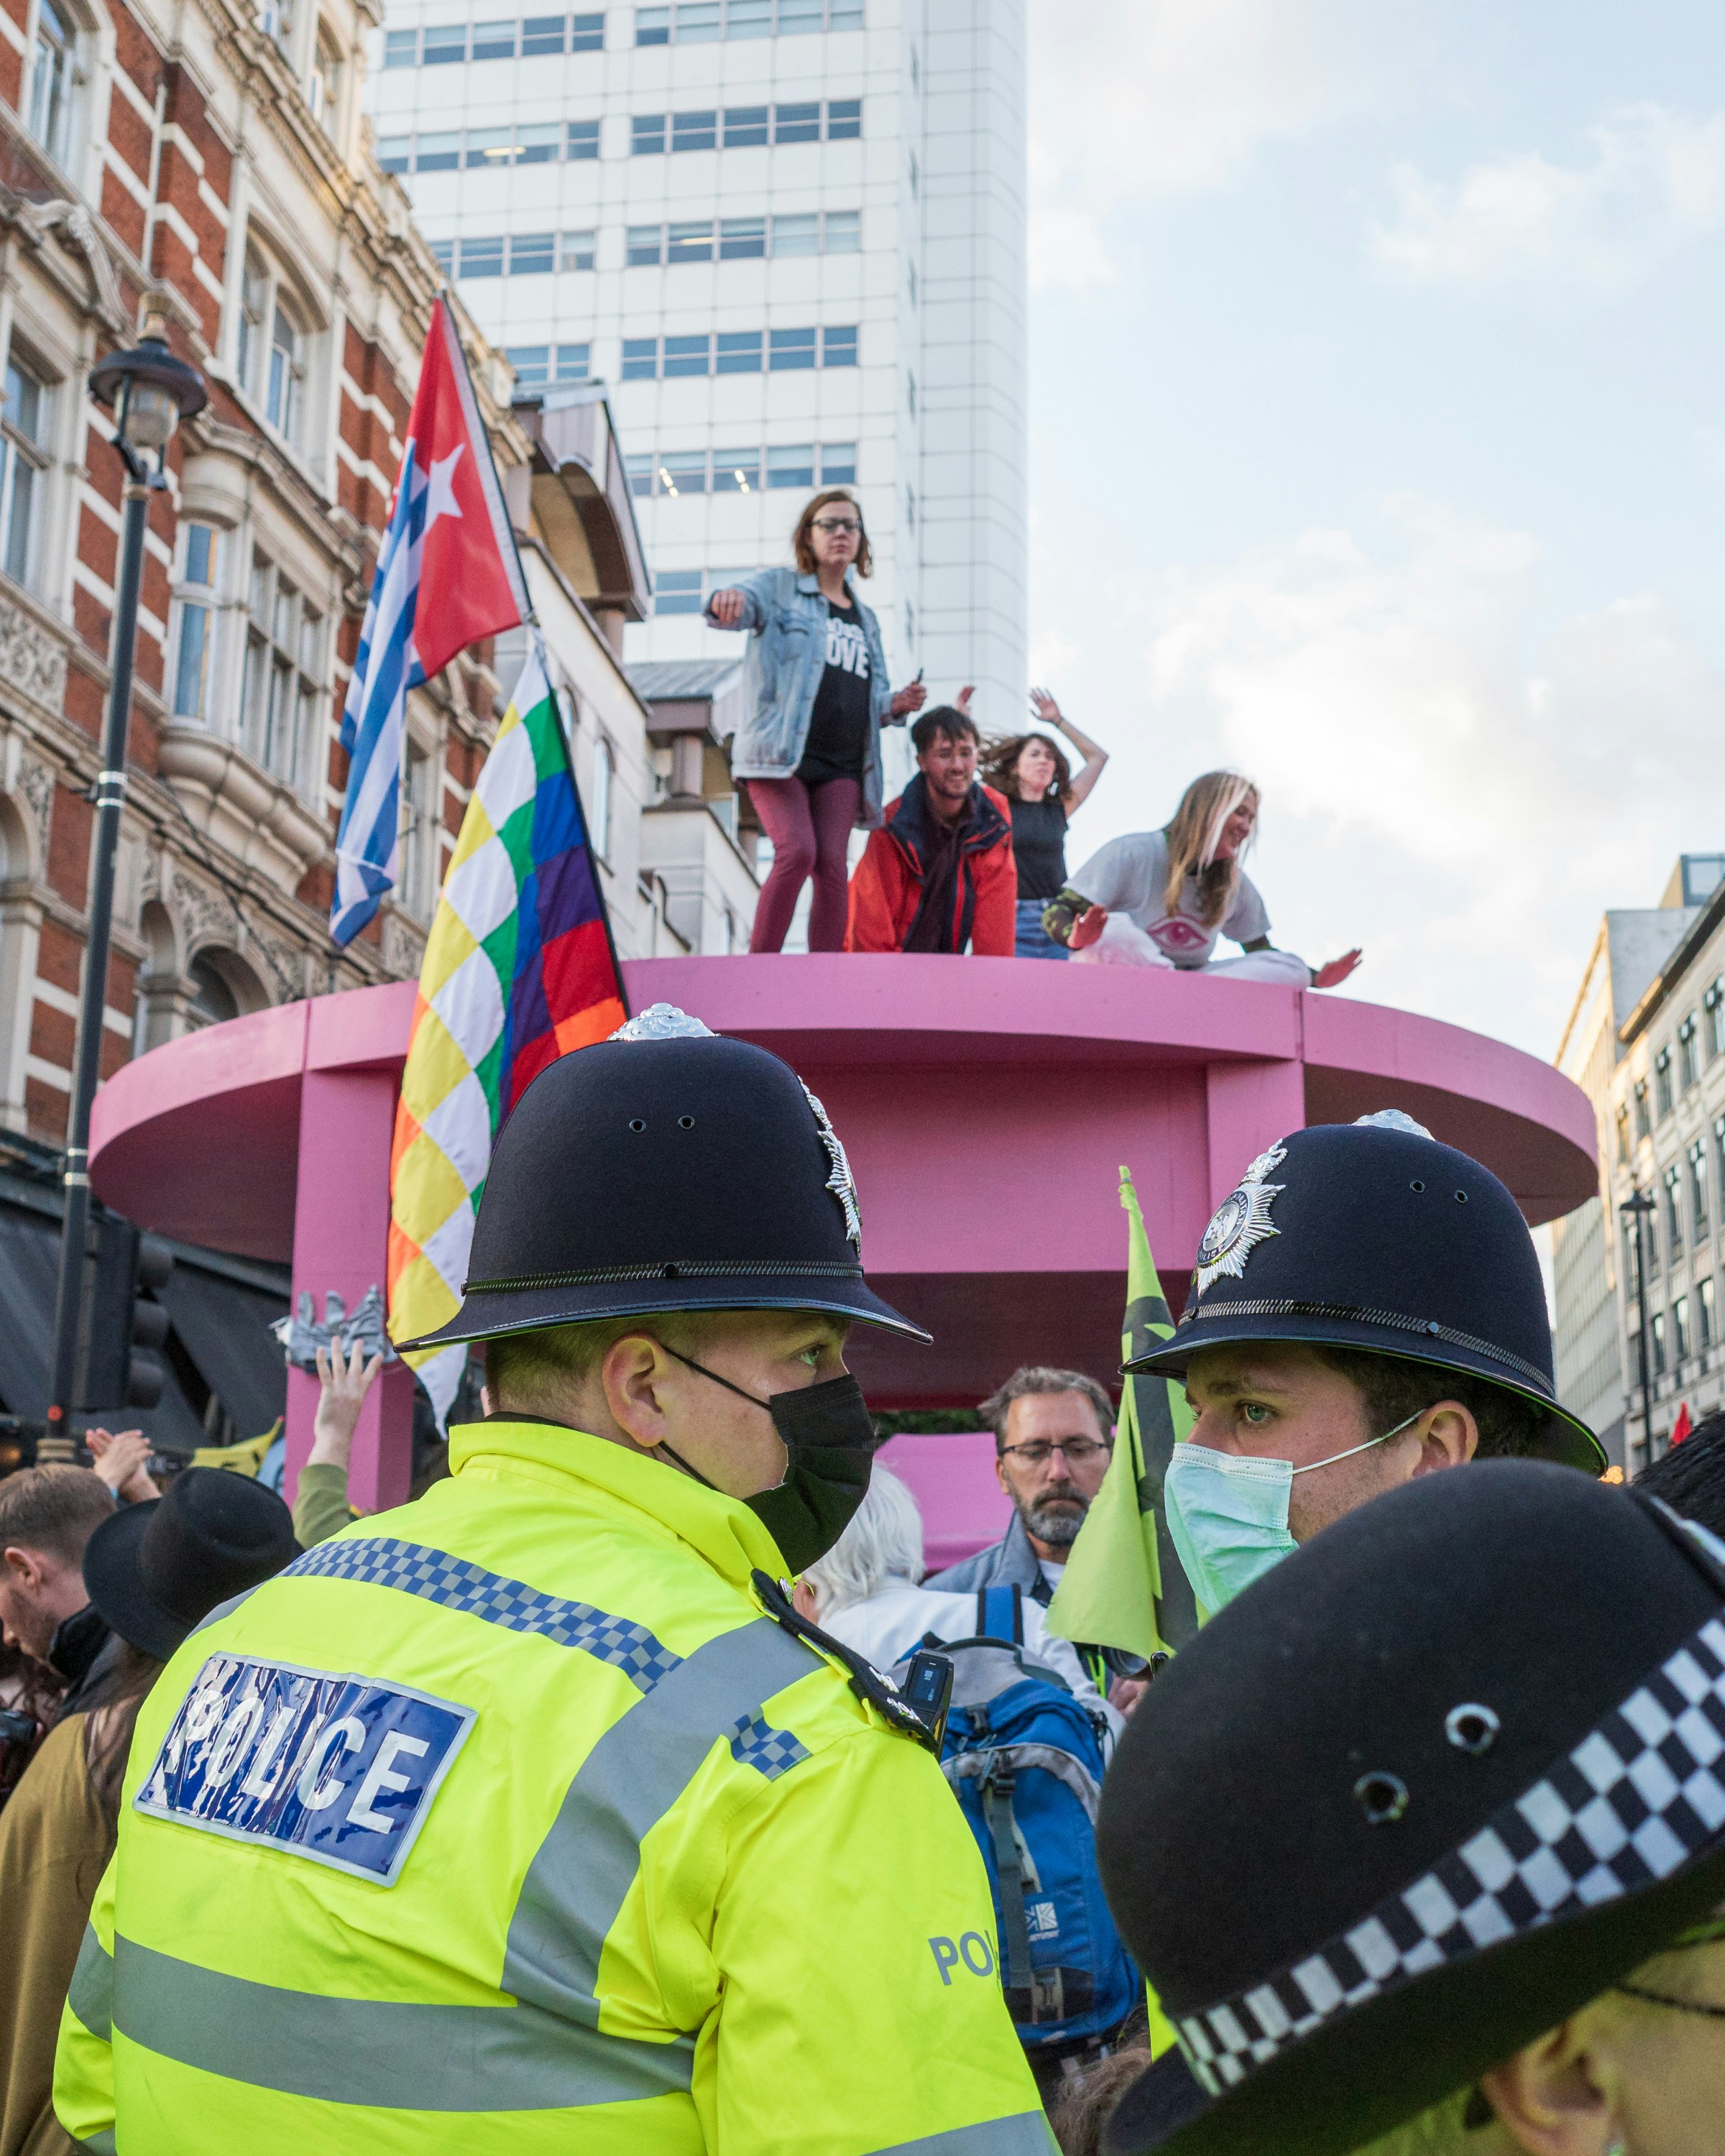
[1193,1141,1287,1296]
[802,1084,862,1252]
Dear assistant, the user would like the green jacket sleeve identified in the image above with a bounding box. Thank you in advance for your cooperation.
[700,1728,1054,2155]
[290,1460,354,1549]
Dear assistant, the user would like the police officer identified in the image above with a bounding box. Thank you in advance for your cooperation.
[55,1007,1049,2155]
[1127,1110,1606,1615]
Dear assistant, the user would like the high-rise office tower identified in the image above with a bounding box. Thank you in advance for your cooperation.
[372,1,1027,737]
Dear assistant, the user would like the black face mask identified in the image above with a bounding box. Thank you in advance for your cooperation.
[661,1351,880,1573]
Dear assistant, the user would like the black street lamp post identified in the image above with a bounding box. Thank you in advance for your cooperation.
[45,305,206,1442]
[1620,1188,1657,1463]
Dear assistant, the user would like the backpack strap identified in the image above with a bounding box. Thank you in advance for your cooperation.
[977,1583,1025,1646]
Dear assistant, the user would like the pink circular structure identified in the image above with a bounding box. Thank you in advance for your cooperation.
[88,956,1596,1507]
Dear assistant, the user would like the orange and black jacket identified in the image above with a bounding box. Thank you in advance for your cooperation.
[845,778,1016,956]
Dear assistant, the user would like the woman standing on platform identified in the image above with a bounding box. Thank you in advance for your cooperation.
[707,492,927,953]
[975,688,1109,960]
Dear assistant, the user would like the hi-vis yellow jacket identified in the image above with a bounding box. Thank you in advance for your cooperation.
[53,1419,1049,2155]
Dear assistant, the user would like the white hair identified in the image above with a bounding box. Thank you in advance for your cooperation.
[801,1466,925,1617]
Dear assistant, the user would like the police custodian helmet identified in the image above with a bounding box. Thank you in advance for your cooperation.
[1126,1112,1604,1475]
[398,1004,929,1352]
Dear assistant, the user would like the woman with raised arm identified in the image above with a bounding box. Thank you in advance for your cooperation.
[975,687,1109,960]
[1041,768,1362,987]
[707,491,926,954]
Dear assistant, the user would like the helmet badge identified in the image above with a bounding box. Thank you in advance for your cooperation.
[803,1084,862,1252]
[1194,1143,1287,1297]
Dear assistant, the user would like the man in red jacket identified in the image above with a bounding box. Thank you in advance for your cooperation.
[845,704,1016,955]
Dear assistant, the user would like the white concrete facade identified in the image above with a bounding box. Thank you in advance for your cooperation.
[366,0,1027,769]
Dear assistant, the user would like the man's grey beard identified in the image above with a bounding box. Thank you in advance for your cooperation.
[1020,1490,1087,1547]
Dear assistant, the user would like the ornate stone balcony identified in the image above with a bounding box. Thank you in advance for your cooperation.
[156,724,333,895]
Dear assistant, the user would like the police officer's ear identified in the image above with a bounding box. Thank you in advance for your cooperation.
[1476,2003,1623,2156]
[597,1332,685,1455]
[1407,1402,1480,1477]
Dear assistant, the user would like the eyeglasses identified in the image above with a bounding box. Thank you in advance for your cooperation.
[1615,1979,1725,2019]
[811,517,862,535]
[998,1438,1110,1468]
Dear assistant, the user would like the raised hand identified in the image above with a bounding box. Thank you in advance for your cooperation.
[86,1427,159,1504]
[954,684,975,718]
[310,1337,385,1469]
[707,588,746,628]
[1029,686,1063,728]
[1069,906,1107,952]
[888,680,929,719]
[1311,949,1363,990]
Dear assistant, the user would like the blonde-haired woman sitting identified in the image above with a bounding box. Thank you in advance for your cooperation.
[1042,770,1362,989]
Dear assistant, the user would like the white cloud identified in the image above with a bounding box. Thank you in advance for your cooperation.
[1031,502,1725,1055]
[1027,0,1422,290]
[1369,103,1725,288]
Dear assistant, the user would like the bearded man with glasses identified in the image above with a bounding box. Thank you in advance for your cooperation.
[927,1365,1136,1696]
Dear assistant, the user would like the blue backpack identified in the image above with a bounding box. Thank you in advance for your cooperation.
[903,1584,1138,2053]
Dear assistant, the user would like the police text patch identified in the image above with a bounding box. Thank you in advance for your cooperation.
[135,1654,474,1884]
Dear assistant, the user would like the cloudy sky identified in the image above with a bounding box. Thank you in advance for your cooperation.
[1024,0,1725,1057]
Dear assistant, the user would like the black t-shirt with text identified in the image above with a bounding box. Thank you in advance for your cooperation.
[796,599,872,786]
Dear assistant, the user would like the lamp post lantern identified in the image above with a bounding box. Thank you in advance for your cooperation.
[1620,1187,1658,1466]
[45,303,206,1440]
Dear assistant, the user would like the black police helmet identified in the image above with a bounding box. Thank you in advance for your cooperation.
[1126,1112,1603,1474]
[1096,1462,1725,2155]
[398,1004,929,1350]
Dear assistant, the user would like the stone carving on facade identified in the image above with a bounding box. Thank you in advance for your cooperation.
[249,929,302,1003]
[381,908,428,981]
[0,593,68,715]
[170,870,240,955]
[14,755,54,874]
[17,198,127,336]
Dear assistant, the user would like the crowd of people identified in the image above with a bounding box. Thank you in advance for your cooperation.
[706,489,1363,990]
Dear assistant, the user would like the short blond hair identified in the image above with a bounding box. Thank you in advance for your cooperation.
[0,1463,114,1565]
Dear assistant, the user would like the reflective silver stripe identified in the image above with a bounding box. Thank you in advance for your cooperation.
[504,1616,820,2022]
[67,1925,112,2041]
[875,2117,1059,2155]
[189,1584,263,1638]
[112,1935,693,2110]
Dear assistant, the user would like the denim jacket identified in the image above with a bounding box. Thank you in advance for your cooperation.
[707,566,895,827]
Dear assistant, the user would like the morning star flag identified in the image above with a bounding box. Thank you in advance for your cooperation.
[1045,1167,1200,1664]
[331,299,529,946]
[386,642,627,1419]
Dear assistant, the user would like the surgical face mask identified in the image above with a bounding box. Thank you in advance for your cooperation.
[661,1349,880,1573]
[1164,1410,1422,1615]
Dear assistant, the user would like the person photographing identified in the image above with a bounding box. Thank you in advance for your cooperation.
[976,688,1109,961]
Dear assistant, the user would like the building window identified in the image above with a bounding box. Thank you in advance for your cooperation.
[510,342,591,388]
[1652,1308,1668,1378]
[0,349,50,589]
[635,3,669,38]
[826,97,861,138]
[1703,1276,1717,1350]
[188,954,240,1029]
[1614,1103,1630,1164]
[414,131,461,172]
[400,737,438,919]
[28,0,74,165]
[510,232,556,274]
[1709,980,1725,1062]
[563,230,597,271]
[822,324,858,366]
[625,454,653,498]
[820,442,856,484]
[268,301,305,439]
[721,216,766,258]
[466,124,561,167]
[472,17,518,57]
[638,98,862,150]
[668,221,715,264]
[663,333,710,377]
[621,338,658,380]
[1665,1161,1684,1257]
[824,208,860,252]
[639,0,860,37]
[567,118,601,159]
[384,27,418,65]
[555,342,590,379]
[1635,1079,1652,1141]
[766,443,814,489]
[1690,1138,1710,1243]
[377,134,410,173]
[774,101,821,143]
[1655,1046,1674,1120]
[422,20,467,61]
[627,224,663,266]
[1680,1014,1700,1092]
[632,112,668,154]
[656,450,707,496]
[769,326,816,372]
[237,249,309,448]
[717,331,762,373]
[309,27,343,129]
[589,735,614,857]
[171,522,221,719]
[653,570,704,615]
[570,11,604,47]
[773,212,820,257]
[241,555,323,792]
[724,106,769,147]
[1675,1295,1692,1367]
[671,109,717,152]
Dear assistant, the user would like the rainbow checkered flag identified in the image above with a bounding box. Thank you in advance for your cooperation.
[1045,1166,1200,1662]
[387,639,627,1420]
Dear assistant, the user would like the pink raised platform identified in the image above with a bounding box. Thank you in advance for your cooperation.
[87,956,1598,1510]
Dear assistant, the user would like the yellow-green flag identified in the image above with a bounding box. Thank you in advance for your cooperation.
[1046,1166,1198,1662]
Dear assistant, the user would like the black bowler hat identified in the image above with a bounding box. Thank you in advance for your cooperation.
[1096,1461,1725,2156]
[1126,1112,1603,1473]
[83,1467,299,1662]
[399,1004,929,1351]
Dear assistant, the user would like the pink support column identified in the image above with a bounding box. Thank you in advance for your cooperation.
[284,1064,415,1515]
[1205,1054,1307,1212]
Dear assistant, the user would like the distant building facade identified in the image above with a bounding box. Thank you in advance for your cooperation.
[369,0,1029,744]
[1553,852,1725,1471]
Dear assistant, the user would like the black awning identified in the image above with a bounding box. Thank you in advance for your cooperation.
[160,1265,287,1440]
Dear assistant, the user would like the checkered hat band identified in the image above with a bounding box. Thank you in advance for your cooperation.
[1176,1614,1725,2098]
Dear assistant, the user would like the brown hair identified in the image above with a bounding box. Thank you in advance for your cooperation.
[1049,2044,1153,2155]
[1310,1347,1551,1461]
[484,1312,717,1416]
[1162,771,1258,928]
[0,1464,115,1566]
[978,732,1073,806]
[978,1365,1116,1455]
[792,489,873,577]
